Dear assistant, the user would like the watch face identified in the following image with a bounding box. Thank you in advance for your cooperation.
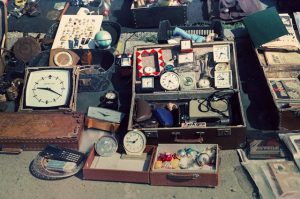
[24,68,73,109]
[160,72,180,91]
[214,70,232,88]
[198,78,211,88]
[105,91,116,100]
[141,76,154,89]
[178,52,194,64]
[95,136,118,157]
[123,130,146,155]
[179,72,196,90]
[213,45,230,63]
[53,51,73,66]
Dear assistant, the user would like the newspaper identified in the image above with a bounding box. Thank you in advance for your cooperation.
[262,14,299,49]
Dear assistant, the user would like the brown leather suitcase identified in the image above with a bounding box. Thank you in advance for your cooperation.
[0,112,84,151]
[83,144,219,187]
[129,42,247,149]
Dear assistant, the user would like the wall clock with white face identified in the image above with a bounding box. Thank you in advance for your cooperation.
[20,67,78,111]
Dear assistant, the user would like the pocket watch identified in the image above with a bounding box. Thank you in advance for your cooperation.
[143,66,156,74]
[123,130,146,156]
[160,71,180,91]
[179,72,196,90]
[213,45,230,63]
[215,63,230,71]
[95,135,118,157]
[20,67,78,111]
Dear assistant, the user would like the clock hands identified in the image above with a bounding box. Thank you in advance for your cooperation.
[126,138,138,144]
[36,87,62,96]
[97,111,110,117]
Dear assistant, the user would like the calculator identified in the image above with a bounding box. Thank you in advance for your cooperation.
[40,145,85,165]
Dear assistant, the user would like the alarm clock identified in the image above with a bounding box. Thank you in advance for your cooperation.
[213,45,230,63]
[123,130,146,156]
[160,71,180,91]
[95,135,118,157]
[179,72,196,90]
[99,90,119,110]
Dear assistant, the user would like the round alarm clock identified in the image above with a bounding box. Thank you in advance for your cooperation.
[160,72,180,91]
[99,90,119,110]
[123,130,146,156]
[95,135,118,157]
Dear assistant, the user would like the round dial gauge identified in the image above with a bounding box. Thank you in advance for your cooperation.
[53,51,73,66]
[143,66,155,74]
[95,136,118,157]
[25,69,71,108]
[123,130,146,155]
[105,91,117,100]
[160,72,180,91]
[215,63,230,71]
[198,78,211,88]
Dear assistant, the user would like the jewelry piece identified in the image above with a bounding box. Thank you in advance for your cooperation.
[179,156,191,169]
[176,149,186,159]
[166,102,178,111]
[171,159,180,169]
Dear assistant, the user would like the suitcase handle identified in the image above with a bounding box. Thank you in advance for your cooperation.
[172,131,204,143]
[167,173,199,181]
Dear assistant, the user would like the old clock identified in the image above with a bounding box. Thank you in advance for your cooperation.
[95,135,118,157]
[213,45,230,63]
[99,90,119,110]
[20,67,78,111]
[160,71,180,91]
[123,130,146,156]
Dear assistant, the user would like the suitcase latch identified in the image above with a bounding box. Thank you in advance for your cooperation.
[217,128,231,136]
[144,130,158,138]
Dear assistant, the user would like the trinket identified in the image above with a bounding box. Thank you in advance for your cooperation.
[196,153,210,166]
[162,161,172,169]
[154,160,162,169]
[171,159,180,169]
[6,85,18,101]
[179,156,191,169]
[176,149,186,159]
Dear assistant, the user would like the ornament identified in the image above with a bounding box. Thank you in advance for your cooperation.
[94,30,112,49]
[154,160,162,169]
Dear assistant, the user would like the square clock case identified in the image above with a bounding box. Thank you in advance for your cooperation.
[19,67,79,111]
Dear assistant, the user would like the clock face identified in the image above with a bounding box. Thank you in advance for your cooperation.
[105,91,117,100]
[123,130,146,155]
[178,52,194,64]
[24,69,71,108]
[141,76,154,89]
[215,63,230,71]
[143,66,155,74]
[95,136,118,157]
[213,45,230,63]
[214,70,232,88]
[53,51,73,66]
[180,39,192,51]
[198,78,211,88]
[179,72,196,90]
[87,107,124,124]
[160,72,180,91]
